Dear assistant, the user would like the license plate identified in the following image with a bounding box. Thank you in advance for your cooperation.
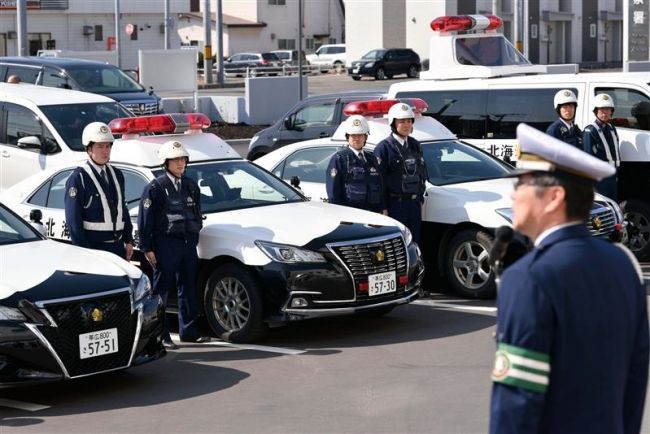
[368,271,396,296]
[79,328,119,359]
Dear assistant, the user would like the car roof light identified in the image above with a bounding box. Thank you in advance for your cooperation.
[108,113,211,135]
[430,14,503,32]
[343,98,428,117]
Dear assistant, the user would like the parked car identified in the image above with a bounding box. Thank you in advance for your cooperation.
[271,50,309,74]
[246,90,386,160]
[223,52,283,77]
[0,57,161,115]
[0,201,164,387]
[306,44,346,72]
[349,48,421,81]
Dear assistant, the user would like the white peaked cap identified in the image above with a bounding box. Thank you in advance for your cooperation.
[515,123,615,182]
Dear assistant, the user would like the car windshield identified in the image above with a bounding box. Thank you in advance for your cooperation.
[66,64,144,93]
[274,52,290,60]
[153,160,305,213]
[455,36,529,66]
[362,50,387,60]
[0,204,41,245]
[262,53,280,61]
[423,140,513,186]
[40,102,133,152]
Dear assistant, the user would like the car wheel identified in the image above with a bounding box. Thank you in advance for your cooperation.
[204,263,267,343]
[249,68,259,78]
[407,65,419,78]
[622,199,650,260]
[445,229,496,299]
[352,76,361,81]
[375,67,386,80]
[333,61,343,73]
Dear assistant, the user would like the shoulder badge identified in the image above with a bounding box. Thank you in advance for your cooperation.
[143,198,152,209]
[330,168,337,178]
[560,126,567,134]
[68,187,77,198]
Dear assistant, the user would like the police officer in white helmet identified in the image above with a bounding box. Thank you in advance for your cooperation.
[64,122,134,260]
[373,102,427,243]
[326,115,384,212]
[583,93,620,200]
[546,89,582,149]
[138,140,207,349]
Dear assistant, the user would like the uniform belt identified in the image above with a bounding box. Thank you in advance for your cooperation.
[103,235,123,243]
[388,193,417,201]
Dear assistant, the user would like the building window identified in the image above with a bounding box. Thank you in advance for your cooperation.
[130,26,138,41]
[94,25,103,41]
[190,0,200,12]
[269,0,286,4]
[328,38,337,44]
[305,38,314,50]
[278,39,295,49]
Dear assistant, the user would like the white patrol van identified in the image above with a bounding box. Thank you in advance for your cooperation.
[0,113,425,343]
[255,98,624,299]
[388,14,650,258]
[0,82,132,191]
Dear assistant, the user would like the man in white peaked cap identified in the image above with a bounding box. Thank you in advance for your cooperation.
[489,123,649,434]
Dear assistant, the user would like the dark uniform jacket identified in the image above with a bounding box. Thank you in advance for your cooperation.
[490,224,649,434]
[326,146,384,212]
[583,120,620,200]
[137,174,203,252]
[64,162,133,247]
[373,134,427,204]
[546,118,582,149]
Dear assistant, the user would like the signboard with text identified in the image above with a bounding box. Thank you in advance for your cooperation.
[629,0,650,60]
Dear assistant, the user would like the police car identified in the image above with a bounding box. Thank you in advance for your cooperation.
[388,14,650,259]
[0,113,424,343]
[255,98,624,299]
[0,82,132,191]
[0,202,164,387]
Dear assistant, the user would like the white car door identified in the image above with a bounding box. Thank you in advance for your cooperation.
[273,146,336,202]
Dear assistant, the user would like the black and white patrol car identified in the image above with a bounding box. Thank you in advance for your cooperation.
[0,202,164,387]
[255,98,625,299]
[0,113,424,343]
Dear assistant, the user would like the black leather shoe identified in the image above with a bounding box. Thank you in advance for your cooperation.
[163,340,179,350]
[180,336,211,343]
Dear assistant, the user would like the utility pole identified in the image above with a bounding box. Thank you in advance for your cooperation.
[164,0,170,49]
[115,0,122,68]
[203,0,213,84]
[522,0,529,59]
[216,0,224,84]
[513,0,521,52]
[16,0,27,56]
[298,0,303,99]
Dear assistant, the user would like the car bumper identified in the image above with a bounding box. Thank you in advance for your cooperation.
[348,65,374,77]
[256,237,425,323]
[0,291,165,388]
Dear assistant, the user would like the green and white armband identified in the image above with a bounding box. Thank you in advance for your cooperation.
[491,342,551,393]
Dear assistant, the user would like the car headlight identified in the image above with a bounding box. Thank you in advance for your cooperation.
[255,241,326,263]
[364,62,375,68]
[0,306,27,321]
[608,199,624,223]
[496,208,513,223]
[132,274,152,302]
[249,135,259,147]
[401,225,413,246]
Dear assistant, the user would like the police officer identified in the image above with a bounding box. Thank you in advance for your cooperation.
[326,115,384,212]
[138,141,206,349]
[583,93,620,200]
[374,102,427,243]
[546,89,582,148]
[64,122,134,259]
[489,124,649,434]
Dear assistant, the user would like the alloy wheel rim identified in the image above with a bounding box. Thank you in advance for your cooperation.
[625,211,650,253]
[452,240,491,290]
[212,277,251,332]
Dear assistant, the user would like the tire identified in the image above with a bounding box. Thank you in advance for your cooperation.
[407,65,419,78]
[351,76,361,81]
[203,263,267,343]
[332,61,343,73]
[621,199,650,260]
[444,229,496,299]
[374,67,386,80]
[249,69,259,78]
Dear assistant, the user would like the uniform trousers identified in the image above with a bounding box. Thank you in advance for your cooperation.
[387,198,422,244]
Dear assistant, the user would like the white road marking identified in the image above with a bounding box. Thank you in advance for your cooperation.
[169,334,306,355]
[413,299,497,313]
[0,398,50,412]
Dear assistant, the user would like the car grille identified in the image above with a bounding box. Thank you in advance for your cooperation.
[122,102,158,116]
[330,235,408,298]
[37,290,136,378]
[588,203,616,238]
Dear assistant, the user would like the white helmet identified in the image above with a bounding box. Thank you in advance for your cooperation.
[593,93,615,111]
[553,89,577,108]
[82,122,114,147]
[158,140,190,165]
[388,102,415,126]
[344,115,369,135]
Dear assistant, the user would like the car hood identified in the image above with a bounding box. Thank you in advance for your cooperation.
[101,90,158,103]
[0,240,141,302]
[198,201,405,265]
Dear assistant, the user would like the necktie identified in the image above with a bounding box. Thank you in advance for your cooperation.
[175,179,181,192]
[100,169,108,185]
[358,152,366,163]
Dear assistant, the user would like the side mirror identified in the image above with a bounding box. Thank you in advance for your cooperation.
[148,86,155,95]
[283,117,293,130]
[17,136,42,150]
[290,176,301,189]
[29,209,47,236]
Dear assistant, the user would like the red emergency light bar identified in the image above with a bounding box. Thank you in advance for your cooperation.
[343,98,428,117]
[430,14,502,32]
[108,113,211,135]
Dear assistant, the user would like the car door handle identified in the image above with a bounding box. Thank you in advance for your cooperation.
[319,132,329,138]
[1,150,9,158]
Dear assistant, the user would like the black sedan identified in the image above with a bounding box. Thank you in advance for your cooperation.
[0,203,165,387]
[349,48,421,81]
